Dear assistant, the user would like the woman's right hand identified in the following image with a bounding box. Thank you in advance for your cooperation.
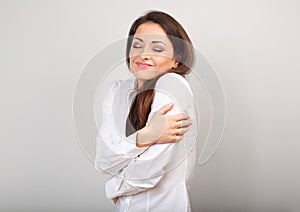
[136,103,192,147]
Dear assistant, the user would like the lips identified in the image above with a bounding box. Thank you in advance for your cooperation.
[136,62,153,68]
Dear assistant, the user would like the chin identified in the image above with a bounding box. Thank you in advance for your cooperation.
[133,69,166,80]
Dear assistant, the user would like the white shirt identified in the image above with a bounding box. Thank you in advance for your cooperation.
[95,73,198,212]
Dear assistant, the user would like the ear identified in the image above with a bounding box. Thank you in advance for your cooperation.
[172,59,179,69]
[172,53,182,69]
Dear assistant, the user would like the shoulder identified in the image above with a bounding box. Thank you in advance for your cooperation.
[157,72,190,86]
[150,73,194,114]
[155,73,194,98]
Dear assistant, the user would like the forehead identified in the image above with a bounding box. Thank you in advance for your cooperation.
[135,22,167,35]
[134,22,171,43]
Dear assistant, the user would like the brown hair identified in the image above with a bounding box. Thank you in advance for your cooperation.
[126,10,194,136]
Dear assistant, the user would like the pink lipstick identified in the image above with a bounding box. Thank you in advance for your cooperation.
[136,62,153,68]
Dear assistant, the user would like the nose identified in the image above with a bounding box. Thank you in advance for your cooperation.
[140,48,151,60]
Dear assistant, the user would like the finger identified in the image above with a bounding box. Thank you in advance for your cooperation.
[171,113,190,121]
[175,120,192,128]
[159,103,174,115]
[174,134,183,142]
[175,127,189,135]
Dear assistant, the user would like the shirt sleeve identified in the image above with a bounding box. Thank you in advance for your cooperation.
[105,73,198,199]
[94,81,149,176]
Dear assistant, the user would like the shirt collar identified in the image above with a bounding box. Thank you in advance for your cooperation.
[127,77,138,107]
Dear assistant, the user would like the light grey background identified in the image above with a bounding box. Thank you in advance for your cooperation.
[1,0,300,211]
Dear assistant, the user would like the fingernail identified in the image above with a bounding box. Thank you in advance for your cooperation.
[168,103,174,107]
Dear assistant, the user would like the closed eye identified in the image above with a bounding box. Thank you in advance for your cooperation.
[132,45,142,49]
[153,48,164,52]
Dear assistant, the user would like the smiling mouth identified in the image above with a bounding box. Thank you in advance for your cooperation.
[136,62,153,68]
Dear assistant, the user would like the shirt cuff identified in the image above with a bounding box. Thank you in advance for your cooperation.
[122,131,148,158]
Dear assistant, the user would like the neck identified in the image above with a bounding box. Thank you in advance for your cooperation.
[135,79,145,90]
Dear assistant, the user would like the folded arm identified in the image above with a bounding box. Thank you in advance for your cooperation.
[94,81,148,175]
[105,73,197,198]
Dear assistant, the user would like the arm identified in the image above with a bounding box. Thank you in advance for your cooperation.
[94,81,148,175]
[105,73,198,198]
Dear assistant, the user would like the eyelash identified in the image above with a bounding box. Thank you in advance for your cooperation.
[132,45,142,49]
[132,45,164,52]
[153,48,163,52]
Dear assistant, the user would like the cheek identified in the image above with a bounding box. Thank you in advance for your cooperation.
[154,57,174,69]
[129,56,136,69]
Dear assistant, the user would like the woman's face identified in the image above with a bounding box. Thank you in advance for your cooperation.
[129,22,178,89]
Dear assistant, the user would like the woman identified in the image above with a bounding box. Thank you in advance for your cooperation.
[95,11,198,211]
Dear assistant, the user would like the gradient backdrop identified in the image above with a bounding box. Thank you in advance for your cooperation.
[1,0,299,211]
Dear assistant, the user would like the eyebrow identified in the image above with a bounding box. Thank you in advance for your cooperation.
[133,37,167,46]
[152,41,167,46]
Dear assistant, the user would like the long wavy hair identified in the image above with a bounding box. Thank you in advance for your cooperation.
[126,11,194,136]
